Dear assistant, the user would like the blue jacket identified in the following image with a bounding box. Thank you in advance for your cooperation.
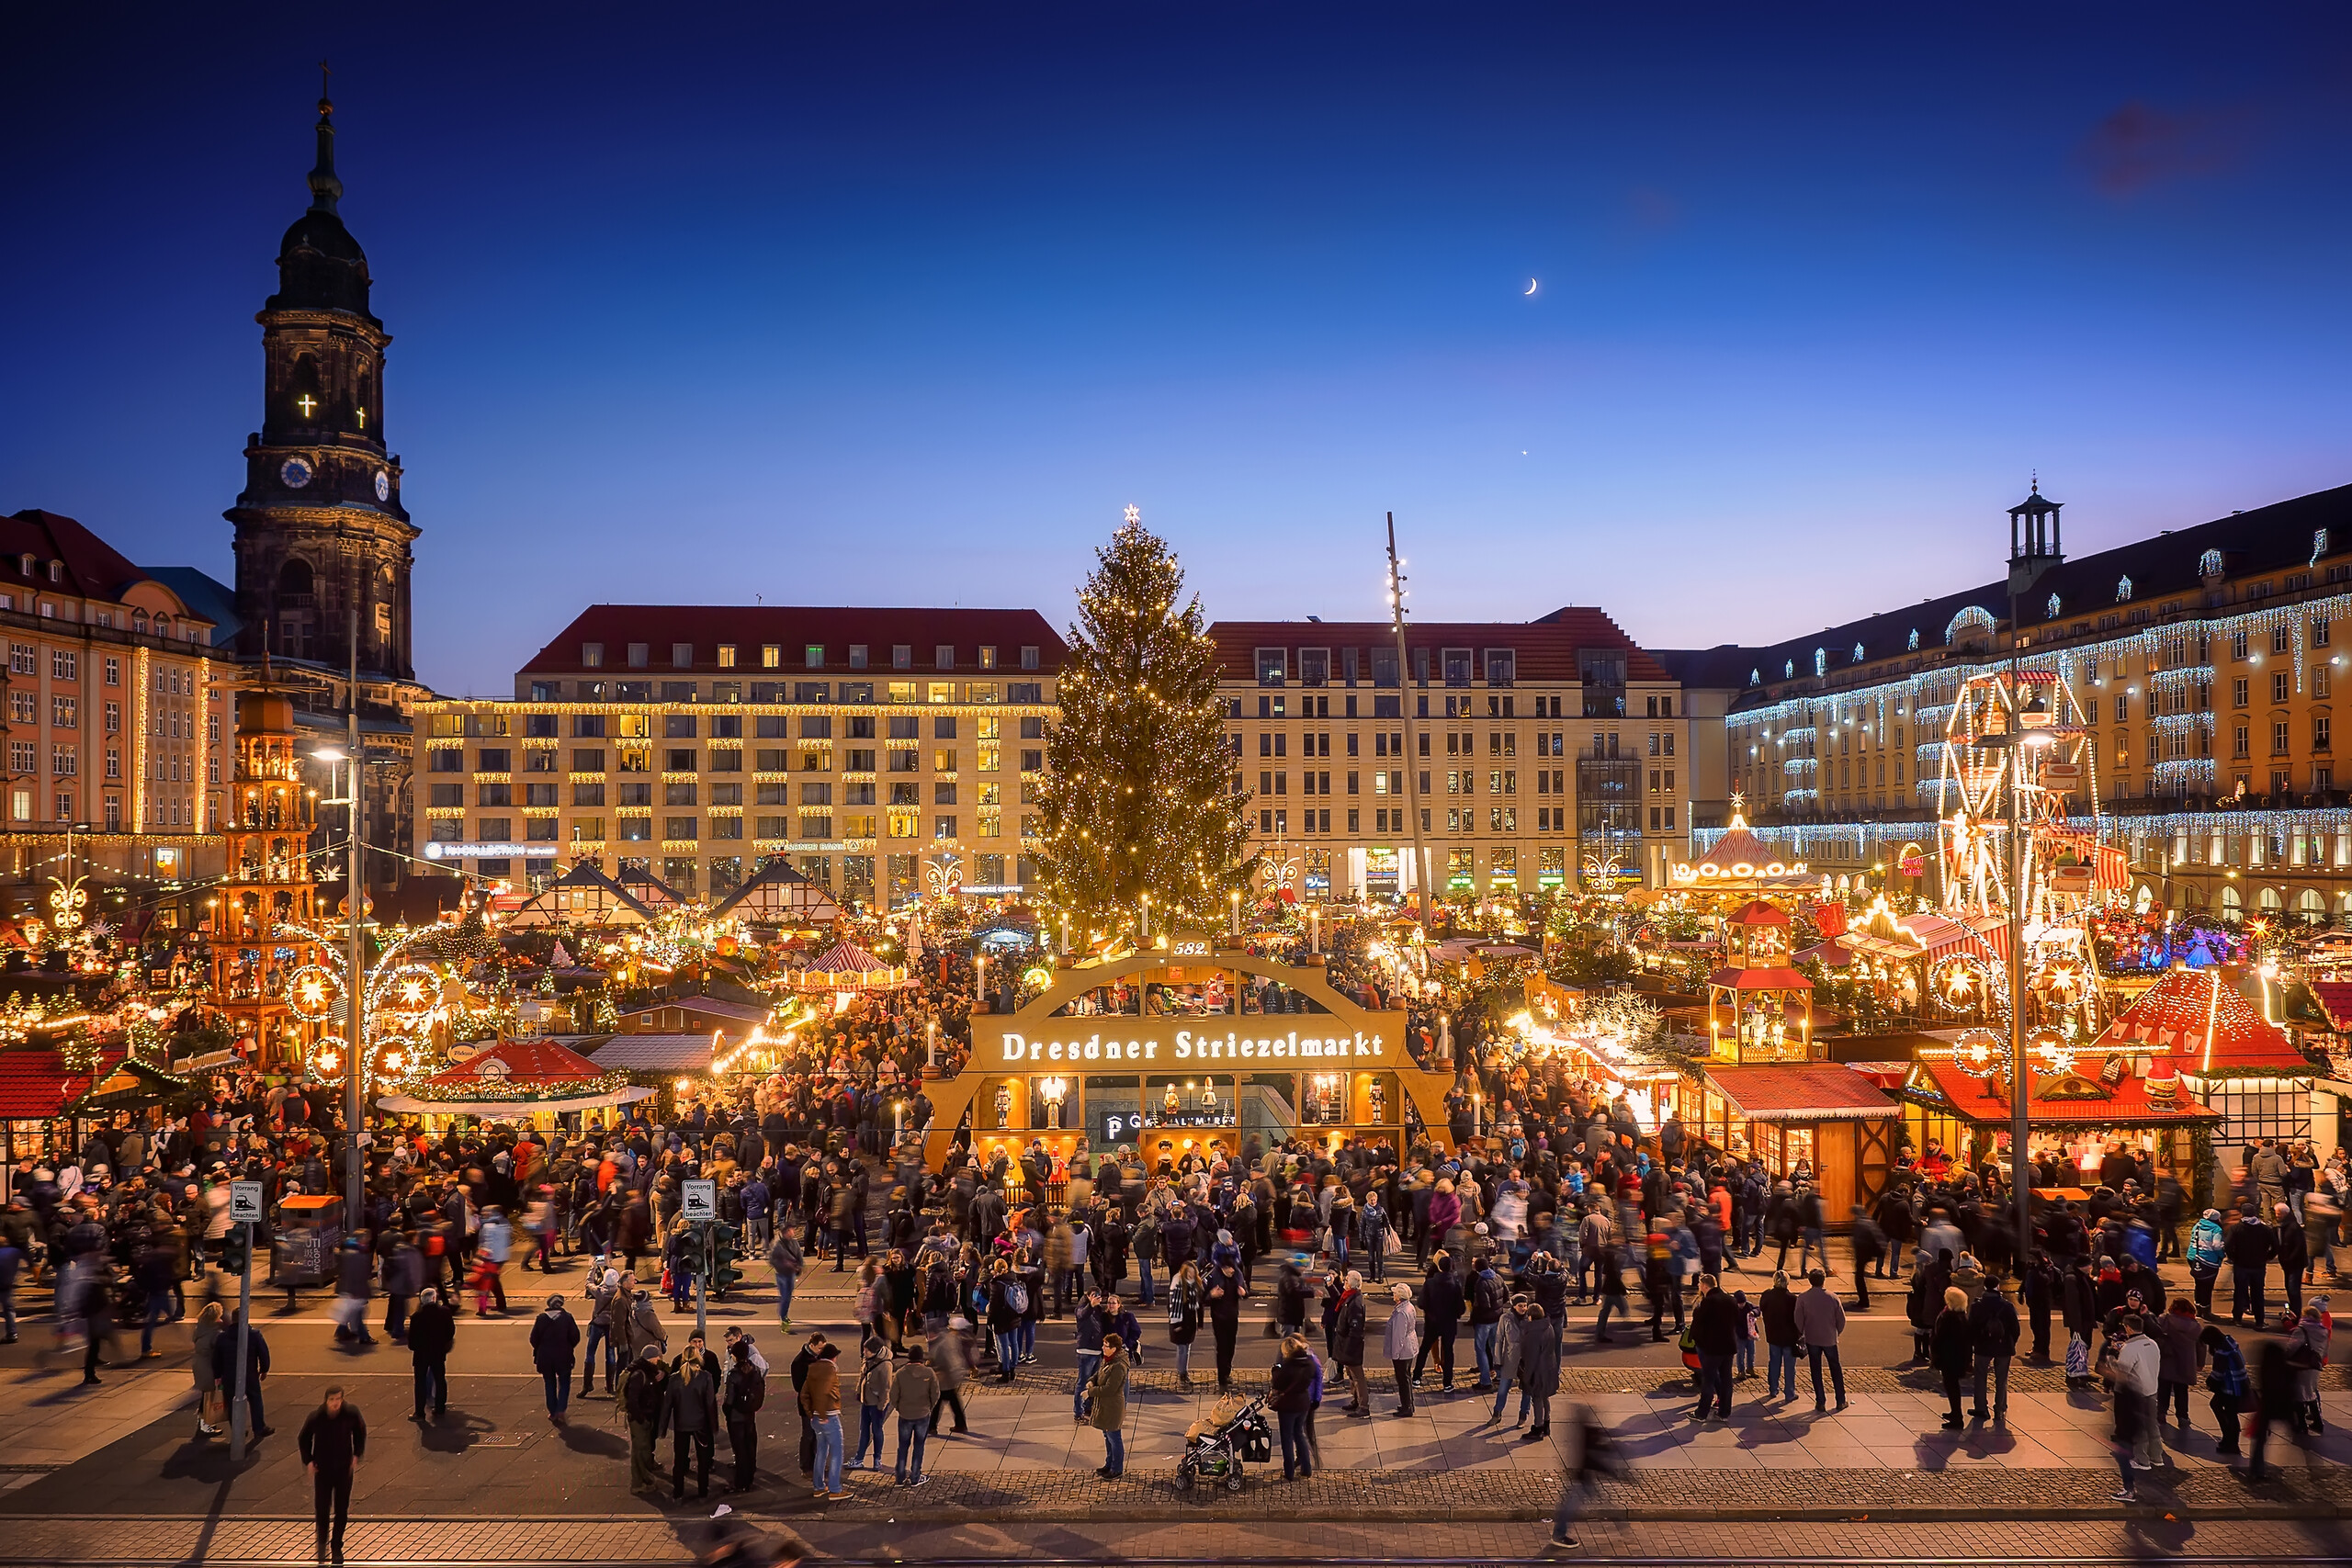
[2188,1216,2226,1270]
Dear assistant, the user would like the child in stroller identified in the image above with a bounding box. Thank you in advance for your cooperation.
[1177,1390,1273,1492]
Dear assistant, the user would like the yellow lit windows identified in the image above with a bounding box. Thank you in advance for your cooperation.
[842,813,876,838]
[616,746,652,773]
[928,682,954,704]
[616,714,652,739]
[762,644,781,669]
[799,744,833,772]
[888,809,920,839]
[979,782,1001,807]
[934,749,958,773]
[889,682,919,703]
[978,808,1002,838]
[978,715,1001,742]
[718,644,737,668]
[978,745,1001,772]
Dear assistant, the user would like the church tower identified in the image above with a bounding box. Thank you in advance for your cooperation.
[226,78,418,682]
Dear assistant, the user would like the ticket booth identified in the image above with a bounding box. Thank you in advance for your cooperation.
[930,944,1457,1171]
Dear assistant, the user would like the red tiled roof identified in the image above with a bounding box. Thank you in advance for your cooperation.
[0,1045,127,1118]
[1905,1058,2222,1125]
[427,1037,606,1086]
[1205,614,1671,683]
[1702,1064,1894,1121]
[0,511,217,626]
[2093,966,2309,1075]
[518,607,1068,678]
[1725,900,1791,926]
[1709,965,1813,992]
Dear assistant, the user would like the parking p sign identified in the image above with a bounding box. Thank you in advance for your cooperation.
[229,1181,265,1224]
[682,1179,716,1223]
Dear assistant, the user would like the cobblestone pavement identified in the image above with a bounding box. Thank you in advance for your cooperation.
[10,1514,2352,1563]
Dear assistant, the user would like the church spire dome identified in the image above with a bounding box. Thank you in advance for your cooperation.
[307,62,342,215]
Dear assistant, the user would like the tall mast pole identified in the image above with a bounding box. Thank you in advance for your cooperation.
[2006,558,2031,1270]
[1385,513,1431,927]
[346,593,365,1221]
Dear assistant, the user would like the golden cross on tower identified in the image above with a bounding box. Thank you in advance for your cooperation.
[297,394,318,416]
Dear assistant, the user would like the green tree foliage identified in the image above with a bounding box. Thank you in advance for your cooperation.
[1034,511,1253,934]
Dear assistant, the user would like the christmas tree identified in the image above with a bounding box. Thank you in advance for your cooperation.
[1035,507,1253,937]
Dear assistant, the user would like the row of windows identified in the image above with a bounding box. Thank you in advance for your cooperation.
[431,812,1025,845]
[575,641,1042,673]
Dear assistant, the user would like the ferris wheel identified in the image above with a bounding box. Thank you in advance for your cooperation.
[1935,666,2106,931]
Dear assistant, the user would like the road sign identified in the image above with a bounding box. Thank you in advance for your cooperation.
[682,1179,716,1223]
[229,1181,265,1224]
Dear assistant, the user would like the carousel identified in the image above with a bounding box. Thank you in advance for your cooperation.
[376,1036,654,1130]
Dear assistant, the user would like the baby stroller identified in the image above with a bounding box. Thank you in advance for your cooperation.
[1177,1391,1273,1494]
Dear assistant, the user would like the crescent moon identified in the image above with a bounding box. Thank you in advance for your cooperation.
[1523,279,1538,296]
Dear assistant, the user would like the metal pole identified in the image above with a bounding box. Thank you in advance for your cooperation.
[230,1220,254,1460]
[695,1224,708,1341]
[346,596,365,1221]
[2007,586,2031,1274]
[1385,513,1432,929]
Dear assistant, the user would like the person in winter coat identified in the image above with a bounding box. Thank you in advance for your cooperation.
[1384,1281,1422,1416]
[721,1337,767,1493]
[1517,1300,1562,1438]
[621,1345,670,1493]
[297,1385,368,1561]
[1967,1279,2018,1421]
[1204,1258,1247,1391]
[2226,1206,2277,1326]
[1088,1335,1129,1477]
[1792,1269,1848,1410]
[1930,1286,1974,1428]
[210,1309,273,1440]
[406,1288,457,1424]
[2188,1209,2227,1316]
[1689,1275,1742,1421]
[661,1349,721,1500]
[2283,1298,2332,1435]
[2060,1257,2100,1387]
[2148,1295,2205,1429]
[1331,1272,1370,1414]
[889,1342,940,1485]
[531,1292,582,1421]
[1269,1336,1317,1481]
[1758,1270,1800,1402]
[1417,1256,1464,1389]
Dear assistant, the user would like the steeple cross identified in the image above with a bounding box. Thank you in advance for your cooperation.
[297,394,318,417]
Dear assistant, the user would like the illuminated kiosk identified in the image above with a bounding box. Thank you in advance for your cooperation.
[933,945,1457,1170]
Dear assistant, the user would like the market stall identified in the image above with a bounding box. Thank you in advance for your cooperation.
[937,946,1453,1169]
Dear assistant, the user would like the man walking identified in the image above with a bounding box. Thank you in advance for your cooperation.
[406,1288,456,1424]
[1792,1269,1848,1411]
[890,1341,940,1487]
[1967,1270,2018,1421]
[530,1293,581,1423]
[299,1385,367,1563]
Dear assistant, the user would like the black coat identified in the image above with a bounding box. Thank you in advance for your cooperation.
[1930,1307,1973,1374]
[407,1301,458,1362]
[530,1307,581,1373]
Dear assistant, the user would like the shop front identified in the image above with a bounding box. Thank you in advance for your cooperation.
[933,948,1454,1170]
[1670,1062,1898,1223]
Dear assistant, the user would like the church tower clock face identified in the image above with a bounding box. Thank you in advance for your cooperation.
[374,469,390,502]
[279,457,314,490]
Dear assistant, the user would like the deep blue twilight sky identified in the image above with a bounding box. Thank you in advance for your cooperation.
[3,5,2348,695]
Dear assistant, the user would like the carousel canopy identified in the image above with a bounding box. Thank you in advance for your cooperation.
[1670,806,1814,891]
[2092,965,2310,1076]
[378,1036,654,1117]
[712,859,845,925]
[781,941,910,992]
[503,863,654,930]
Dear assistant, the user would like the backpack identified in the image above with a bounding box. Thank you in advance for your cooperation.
[738,1364,767,1413]
[1006,1280,1030,1314]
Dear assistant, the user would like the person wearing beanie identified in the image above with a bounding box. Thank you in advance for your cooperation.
[530,1292,581,1423]
[1333,1269,1370,1416]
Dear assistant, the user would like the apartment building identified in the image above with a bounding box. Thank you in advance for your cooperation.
[413,606,1064,908]
[1206,612,1689,898]
[0,510,232,922]
[1676,481,2352,923]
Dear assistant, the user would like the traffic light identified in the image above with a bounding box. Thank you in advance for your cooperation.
[220,1226,249,1275]
[708,1225,742,1298]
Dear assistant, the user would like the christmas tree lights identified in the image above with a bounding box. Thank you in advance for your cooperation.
[1033,508,1252,936]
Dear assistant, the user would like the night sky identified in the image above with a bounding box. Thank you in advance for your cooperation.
[3,5,2347,695]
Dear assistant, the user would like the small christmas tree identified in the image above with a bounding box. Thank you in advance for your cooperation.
[1035,507,1253,936]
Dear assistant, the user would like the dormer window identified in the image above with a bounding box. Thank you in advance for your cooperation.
[2116,575,2133,603]
[15,555,28,577]
[2046,592,2061,619]
[2199,547,2225,578]
[47,561,62,583]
